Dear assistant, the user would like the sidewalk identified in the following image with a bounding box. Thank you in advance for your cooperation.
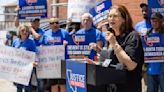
[0,78,147,92]
[0,79,16,92]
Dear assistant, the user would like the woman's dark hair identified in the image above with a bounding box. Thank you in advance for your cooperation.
[18,25,30,39]
[110,5,134,35]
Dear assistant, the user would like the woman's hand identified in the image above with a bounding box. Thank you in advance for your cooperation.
[33,62,38,67]
[89,42,102,52]
[84,57,99,65]
[105,31,118,48]
[63,40,68,46]
[89,42,97,50]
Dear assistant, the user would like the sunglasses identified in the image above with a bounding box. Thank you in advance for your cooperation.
[49,22,59,25]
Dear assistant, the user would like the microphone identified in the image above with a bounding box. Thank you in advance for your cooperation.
[104,26,113,47]
[108,26,114,32]
[99,26,113,63]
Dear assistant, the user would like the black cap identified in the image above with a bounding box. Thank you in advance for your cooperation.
[151,12,163,20]
[140,3,148,8]
[30,18,40,22]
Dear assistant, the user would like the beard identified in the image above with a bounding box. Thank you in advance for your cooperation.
[143,15,148,19]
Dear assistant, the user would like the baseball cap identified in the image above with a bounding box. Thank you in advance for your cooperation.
[151,12,163,20]
[140,3,148,8]
[30,18,40,22]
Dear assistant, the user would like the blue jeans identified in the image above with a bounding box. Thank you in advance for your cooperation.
[147,74,164,92]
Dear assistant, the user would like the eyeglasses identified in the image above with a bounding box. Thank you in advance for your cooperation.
[49,22,59,25]
[108,14,121,19]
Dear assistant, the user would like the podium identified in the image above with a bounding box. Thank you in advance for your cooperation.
[87,64,126,85]
[66,60,126,92]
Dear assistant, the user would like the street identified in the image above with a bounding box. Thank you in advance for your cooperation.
[0,79,16,92]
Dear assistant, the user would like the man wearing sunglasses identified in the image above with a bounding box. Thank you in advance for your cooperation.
[42,17,69,46]
[41,17,69,92]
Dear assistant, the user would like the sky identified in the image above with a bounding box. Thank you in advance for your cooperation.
[0,0,17,21]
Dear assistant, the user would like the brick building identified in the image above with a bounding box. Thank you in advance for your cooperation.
[49,0,147,26]
[0,0,148,30]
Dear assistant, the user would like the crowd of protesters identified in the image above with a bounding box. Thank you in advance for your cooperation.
[2,3,164,92]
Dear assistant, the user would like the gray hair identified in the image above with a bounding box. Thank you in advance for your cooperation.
[18,25,30,38]
[81,13,93,21]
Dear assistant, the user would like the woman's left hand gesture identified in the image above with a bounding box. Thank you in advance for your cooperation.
[105,31,118,48]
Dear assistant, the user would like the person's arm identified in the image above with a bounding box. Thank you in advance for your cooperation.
[29,27,41,40]
[94,29,105,52]
[14,5,20,28]
[84,57,100,65]
[112,43,137,71]
[14,16,19,28]
[96,41,103,51]
[106,32,137,71]
[65,18,72,31]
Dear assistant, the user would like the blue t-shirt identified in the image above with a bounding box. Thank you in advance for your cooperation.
[146,31,163,75]
[147,63,163,75]
[12,38,37,52]
[42,28,69,45]
[76,27,104,43]
[76,27,105,60]
[34,28,44,46]
[135,20,151,36]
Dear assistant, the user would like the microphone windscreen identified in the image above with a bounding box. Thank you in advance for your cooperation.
[108,27,113,32]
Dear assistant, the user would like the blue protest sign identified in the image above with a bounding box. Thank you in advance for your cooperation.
[148,0,164,15]
[142,33,164,63]
[18,0,47,20]
[66,60,86,92]
[89,0,112,27]
[65,34,97,60]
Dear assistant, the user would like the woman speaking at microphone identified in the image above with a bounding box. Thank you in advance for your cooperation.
[105,5,144,92]
[86,5,144,92]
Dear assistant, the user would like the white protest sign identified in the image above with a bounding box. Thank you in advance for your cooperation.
[37,45,65,79]
[0,46,35,86]
[67,0,100,22]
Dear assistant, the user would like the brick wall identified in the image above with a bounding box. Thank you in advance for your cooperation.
[57,0,68,20]
[47,0,52,18]
[50,0,148,26]
[112,0,147,26]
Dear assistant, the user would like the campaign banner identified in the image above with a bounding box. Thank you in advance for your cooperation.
[0,46,35,86]
[148,0,164,16]
[142,33,164,63]
[18,0,47,20]
[36,45,65,79]
[89,0,112,28]
[66,60,86,92]
[67,0,100,22]
[65,34,97,60]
